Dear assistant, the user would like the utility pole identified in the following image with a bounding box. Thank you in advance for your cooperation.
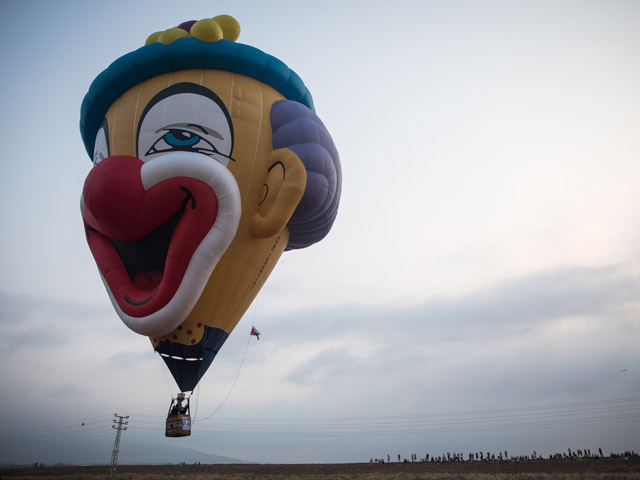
[109,414,129,479]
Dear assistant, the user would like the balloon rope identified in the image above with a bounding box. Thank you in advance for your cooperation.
[191,383,200,421]
[193,300,257,424]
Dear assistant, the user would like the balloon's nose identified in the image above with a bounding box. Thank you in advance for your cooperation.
[82,155,146,240]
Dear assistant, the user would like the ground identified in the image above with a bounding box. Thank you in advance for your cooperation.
[1,457,639,479]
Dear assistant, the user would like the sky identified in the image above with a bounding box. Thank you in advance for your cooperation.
[0,0,639,466]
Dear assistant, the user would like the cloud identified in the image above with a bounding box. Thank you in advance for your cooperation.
[2,265,638,464]
[235,264,639,416]
[257,264,639,355]
[287,348,362,384]
[0,290,158,421]
[190,264,639,462]
[0,291,117,351]
[105,349,156,370]
[46,382,85,399]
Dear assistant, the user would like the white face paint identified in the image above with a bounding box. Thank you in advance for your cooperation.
[137,89,234,167]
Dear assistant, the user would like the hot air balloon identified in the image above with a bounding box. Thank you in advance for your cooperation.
[79,15,341,436]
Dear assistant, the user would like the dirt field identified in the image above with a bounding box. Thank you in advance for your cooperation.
[2,457,639,479]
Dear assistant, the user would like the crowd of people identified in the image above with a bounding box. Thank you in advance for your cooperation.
[369,448,638,464]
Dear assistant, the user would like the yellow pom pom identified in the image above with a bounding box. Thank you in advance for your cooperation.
[190,18,223,42]
[212,14,241,41]
[157,27,189,45]
[145,31,162,45]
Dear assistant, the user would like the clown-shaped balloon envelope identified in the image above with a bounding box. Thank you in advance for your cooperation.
[80,15,341,392]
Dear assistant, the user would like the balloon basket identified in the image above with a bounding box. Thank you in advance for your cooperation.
[165,414,191,437]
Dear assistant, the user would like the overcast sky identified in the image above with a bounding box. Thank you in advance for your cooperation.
[0,0,639,465]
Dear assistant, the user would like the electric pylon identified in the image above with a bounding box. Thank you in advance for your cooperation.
[109,414,129,479]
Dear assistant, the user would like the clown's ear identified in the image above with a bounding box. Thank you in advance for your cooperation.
[250,148,307,239]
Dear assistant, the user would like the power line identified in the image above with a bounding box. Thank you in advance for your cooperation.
[1,396,638,446]
[211,396,640,423]
[1,414,112,436]
[182,396,640,437]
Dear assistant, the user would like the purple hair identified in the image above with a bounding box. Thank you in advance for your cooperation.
[271,100,341,250]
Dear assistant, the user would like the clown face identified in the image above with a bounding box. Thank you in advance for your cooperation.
[82,70,308,345]
[80,17,341,392]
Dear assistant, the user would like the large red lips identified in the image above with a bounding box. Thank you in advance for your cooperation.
[82,155,218,318]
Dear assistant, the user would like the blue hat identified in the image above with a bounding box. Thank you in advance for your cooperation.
[79,18,315,158]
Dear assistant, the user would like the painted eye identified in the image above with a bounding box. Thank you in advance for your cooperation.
[137,85,234,166]
[145,127,218,156]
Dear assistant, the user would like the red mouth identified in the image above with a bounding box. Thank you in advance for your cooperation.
[82,155,218,318]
